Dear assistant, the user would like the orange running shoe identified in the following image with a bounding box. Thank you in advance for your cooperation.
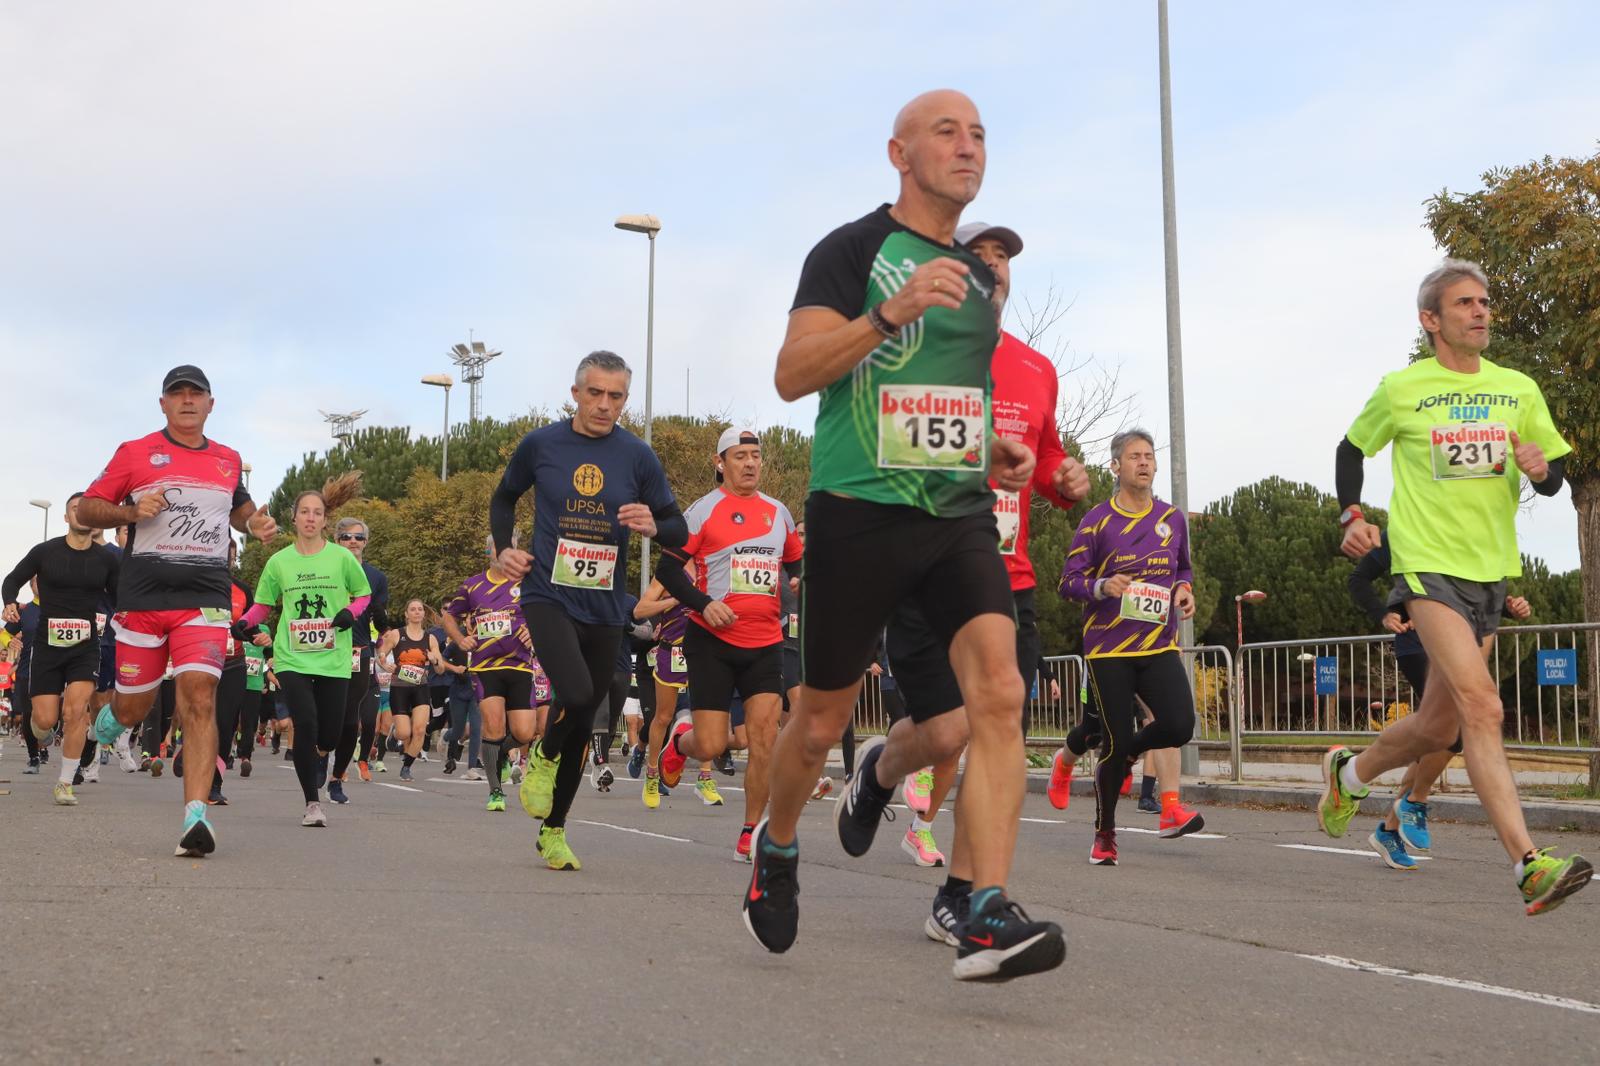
[1046,749,1073,810]
[1159,802,1205,838]
[357,760,372,782]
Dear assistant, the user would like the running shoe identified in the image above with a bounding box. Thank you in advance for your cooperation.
[1119,769,1133,796]
[1137,795,1161,814]
[1368,826,1418,871]
[139,754,151,771]
[115,734,138,772]
[148,757,165,778]
[952,890,1066,983]
[73,767,85,786]
[926,886,971,947]
[902,825,945,867]
[506,754,524,785]
[697,773,724,807]
[1046,749,1073,810]
[327,780,349,805]
[444,753,457,775]
[99,745,109,765]
[1090,830,1118,866]
[208,783,228,806]
[464,766,485,782]
[643,771,661,810]
[627,745,645,780]
[271,734,281,754]
[736,823,754,863]
[23,760,39,774]
[713,750,736,776]
[374,757,387,773]
[83,762,100,784]
[1395,791,1432,852]
[53,782,78,806]
[810,776,833,800]
[302,802,327,827]
[355,760,371,782]
[903,766,934,815]
[659,720,692,788]
[417,751,429,763]
[1519,849,1593,916]
[742,818,799,953]
[537,826,581,871]
[176,806,217,857]
[486,790,506,812]
[1158,803,1205,838]
[1317,746,1367,839]
[834,736,893,857]
[592,764,615,793]
[239,757,253,779]
[399,764,413,782]
[92,705,124,746]
[520,747,558,819]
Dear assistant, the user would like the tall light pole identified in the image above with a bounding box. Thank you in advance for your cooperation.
[241,462,253,491]
[319,410,367,443]
[615,213,661,599]
[1235,589,1268,767]
[29,498,50,539]
[421,374,453,480]
[449,333,502,423]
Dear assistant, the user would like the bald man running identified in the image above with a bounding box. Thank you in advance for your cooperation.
[743,89,1065,982]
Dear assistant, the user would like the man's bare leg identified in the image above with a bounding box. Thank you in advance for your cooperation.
[764,686,855,845]
[944,613,1026,888]
[174,672,220,808]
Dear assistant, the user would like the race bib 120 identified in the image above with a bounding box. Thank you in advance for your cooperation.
[877,384,985,471]
[1119,581,1171,625]
[1430,423,1509,480]
[551,539,618,590]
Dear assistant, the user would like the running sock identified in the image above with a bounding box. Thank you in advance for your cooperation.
[762,836,799,859]
[58,757,77,785]
[1340,757,1370,796]
[1160,790,1180,814]
[912,816,933,833]
[942,876,973,897]
[185,799,206,819]
[698,767,711,781]
[481,739,504,791]
[402,754,415,768]
[1515,851,1538,880]
[1141,774,1158,801]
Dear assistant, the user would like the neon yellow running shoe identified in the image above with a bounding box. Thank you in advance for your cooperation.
[643,771,661,810]
[485,789,506,812]
[1520,849,1593,916]
[537,826,581,871]
[53,782,78,806]
[1316,746,1367,838]
[519,746,558,820]
[697,774,725,807]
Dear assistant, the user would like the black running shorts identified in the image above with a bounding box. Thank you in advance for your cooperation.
[683,624,782,711]
[29,640,102,697]
[476,668,534,709]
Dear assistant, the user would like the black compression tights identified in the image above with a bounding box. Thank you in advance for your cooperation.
[524,602,621,830]
[589,670,631,765]
[1084,652,1195,833]
[333,658,372,780]
[278,672,349,803]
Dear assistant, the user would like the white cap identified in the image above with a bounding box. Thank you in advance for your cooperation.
[955,221,1023,258]
[717,427,760,454]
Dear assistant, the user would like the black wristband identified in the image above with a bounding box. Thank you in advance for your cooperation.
[867,304,900,338]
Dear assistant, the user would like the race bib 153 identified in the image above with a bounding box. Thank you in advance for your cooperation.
[877,384,985,471]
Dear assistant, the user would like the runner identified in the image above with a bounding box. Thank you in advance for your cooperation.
[234,475,370,825]
[377,600,441,783]
[748,90,1065,981]
[655,428,803,858]
[2,493,121,805]
[81,365,278,856]
[438,634,483,779]
[634,566,696,810]
[491,349,687,872]
[441,537,538,812]
[1326,257,1591,913]
[236,603,271,778]
[208,539,260,806]
[330,515,389,795]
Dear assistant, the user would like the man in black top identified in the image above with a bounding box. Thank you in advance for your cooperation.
[2,493,120,805]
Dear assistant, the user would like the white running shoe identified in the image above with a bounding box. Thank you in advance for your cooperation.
[464,766,485,781]
[592,764,615,792]
[115,733,139,772]
[302,802,327,827]
[83,761,101,784]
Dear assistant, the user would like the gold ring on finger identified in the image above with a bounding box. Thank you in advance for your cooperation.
[933,279,942,292]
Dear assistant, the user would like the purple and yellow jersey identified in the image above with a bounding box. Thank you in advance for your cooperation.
[443,570,532,673]
[1059,497,1192,659]
[651,602,689,689]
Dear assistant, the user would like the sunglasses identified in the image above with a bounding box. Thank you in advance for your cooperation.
[337,533,368,542]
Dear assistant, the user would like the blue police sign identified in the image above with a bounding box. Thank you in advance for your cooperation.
[1537,649,1577,687]
[1315,656,1339,696]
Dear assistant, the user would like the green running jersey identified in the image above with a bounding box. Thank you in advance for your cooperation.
[254,542,371,678]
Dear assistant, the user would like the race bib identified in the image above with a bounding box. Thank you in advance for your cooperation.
[246,657,265,677]
[1119,581,1171,625]
[551,538,618,590]
[397,663,427,686]
[95,612,108,633]
[730,554,779,596]
[475,610,513,640]
[198,607,231,625]
[994,489,1021,555]
[351,648,364,673]
[1430,423,1508,480]
[47,618,91,648]
[877,384,985,471]
[787,613,799,640]
[226,636,237,657]
[670,645,687,674]
[288,618,336,651]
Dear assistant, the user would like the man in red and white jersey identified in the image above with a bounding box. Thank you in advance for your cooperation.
[656,428,804,859]
[79,365,278,857]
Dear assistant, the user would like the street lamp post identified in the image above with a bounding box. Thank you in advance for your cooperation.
[241,463,253,491]
[28,498,50,539]
[421,374,454,480]
[1235,589,1268,752]
[615,213,661,600]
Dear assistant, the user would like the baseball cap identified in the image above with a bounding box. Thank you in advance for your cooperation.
[162,365,212,393]
[717,427,760,455]
[954,221,1023,258]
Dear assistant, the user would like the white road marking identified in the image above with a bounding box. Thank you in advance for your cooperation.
[377,782,424,793]
[571,819,691,843]
[1299,954,1600,1015]
[1277,843,1430,861]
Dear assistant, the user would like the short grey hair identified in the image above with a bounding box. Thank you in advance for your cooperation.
[574,350,632,389]
[335,516,368,538]
[1109,428,1156,464]
[1417,258,1489,348]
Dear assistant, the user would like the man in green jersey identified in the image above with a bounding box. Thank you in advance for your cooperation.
[1325,258,1590,915]
[742,89,1065,982]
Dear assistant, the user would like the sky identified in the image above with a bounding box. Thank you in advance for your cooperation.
[3,1,1594,588]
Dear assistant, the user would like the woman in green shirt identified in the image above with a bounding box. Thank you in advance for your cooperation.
[235,480,370,827]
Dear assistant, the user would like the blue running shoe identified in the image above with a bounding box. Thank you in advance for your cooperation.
[1368,826,1418,870]
[1395,791,1431,852]
[175,804,217,858]
[327,780,349,804]
[627,745,645,780]
[93,706,125,746]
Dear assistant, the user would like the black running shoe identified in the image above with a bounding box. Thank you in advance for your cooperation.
[713,751,736,776]
[239,757,252,779]
[444,754,457,775]
[742,818,800,953]
[271,735,281,754]
[925,887,971,948]
[952,890,1066,982]
[834,735,894,857]
[208,785,228,806]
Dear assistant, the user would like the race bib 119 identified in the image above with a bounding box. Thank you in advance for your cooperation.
[551,539,618,591]
[1430,423,1508,480]
[877,385,985,471]
[475,610,513,640]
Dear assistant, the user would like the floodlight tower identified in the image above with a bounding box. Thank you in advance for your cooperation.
[449,332,502,423]
[320,409,367,442]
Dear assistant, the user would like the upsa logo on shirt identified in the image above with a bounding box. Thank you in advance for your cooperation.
[572,464,605,497]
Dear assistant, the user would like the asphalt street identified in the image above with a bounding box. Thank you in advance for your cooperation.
[2,747,1597,1065]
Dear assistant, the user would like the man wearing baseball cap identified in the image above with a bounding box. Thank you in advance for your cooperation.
[654,427,804,860]
[78,366,278,857]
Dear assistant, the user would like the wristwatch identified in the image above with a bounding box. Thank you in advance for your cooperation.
[1338,505,1364,529]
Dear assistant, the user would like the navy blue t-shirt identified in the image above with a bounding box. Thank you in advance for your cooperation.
[492,419,681,627]
[353,562,389,649]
